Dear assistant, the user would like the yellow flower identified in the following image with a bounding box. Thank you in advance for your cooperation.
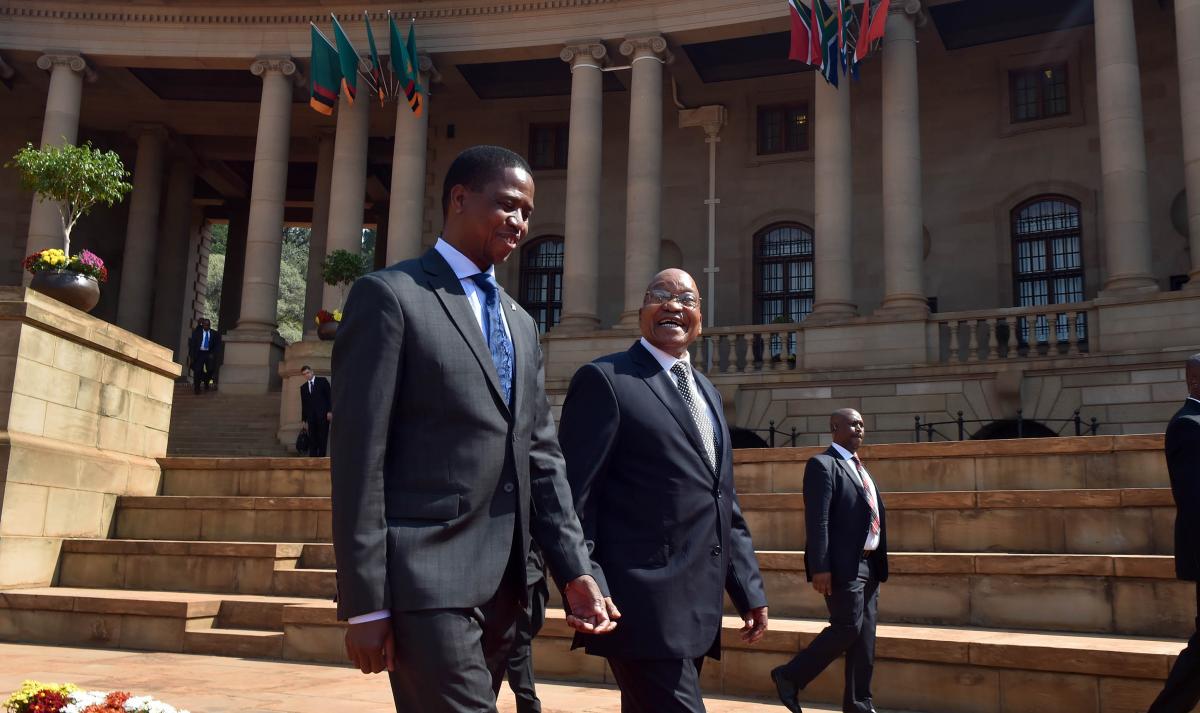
[40,249,67,267]
[333,310,343,322]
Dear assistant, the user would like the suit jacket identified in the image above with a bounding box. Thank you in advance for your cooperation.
[803,447,889,585]
[187,327,220,364]
[329,248,591,620]
[558,341,767,660]
[300,376,332,424]
[1165,398,1200,581]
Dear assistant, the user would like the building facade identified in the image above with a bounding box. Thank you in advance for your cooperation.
[2,0,1200,445]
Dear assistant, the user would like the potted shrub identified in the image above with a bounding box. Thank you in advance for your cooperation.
[317,249,367,339]
[8,140,131,312]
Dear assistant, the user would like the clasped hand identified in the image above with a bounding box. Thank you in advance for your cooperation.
[563,574,621,634]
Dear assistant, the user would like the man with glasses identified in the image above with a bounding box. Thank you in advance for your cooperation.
[558,268,768,713]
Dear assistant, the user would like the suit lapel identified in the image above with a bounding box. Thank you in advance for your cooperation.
[829,446,868,502]
[631,342,713,474]
[421,249,510,418]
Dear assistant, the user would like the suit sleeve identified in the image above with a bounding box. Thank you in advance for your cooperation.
[526,339,594,592]
[1166,417,1200,520]
[329,274,404,619]
[299,387,308,423]
[725,487,768,615]
[803,456,835,575]
[555,362,619,596]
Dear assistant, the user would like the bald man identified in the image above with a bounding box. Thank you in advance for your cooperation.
[772,408,888,713]
[558,269,768,713]
[1146,355,1200,713]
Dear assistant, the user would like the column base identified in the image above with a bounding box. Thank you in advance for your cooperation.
[615,309,642,328]
[553,313,601,335]
[1100,274,1159,296]
[806,300,859,325]
[219,328,286,394]
[874,293,930,319]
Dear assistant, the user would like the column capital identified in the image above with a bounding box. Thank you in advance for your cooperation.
[128,122,170,143]
[251,56,298,78]
[560,41,607,69]
[619,34,672,64]
[417,54,441,84]
[890,0,928,26]
[36,52,95,82]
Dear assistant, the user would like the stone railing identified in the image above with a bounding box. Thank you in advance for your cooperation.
[687,323,804,374]
[934,302,1097,364]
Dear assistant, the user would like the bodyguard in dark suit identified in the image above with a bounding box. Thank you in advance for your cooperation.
[298,365,332,457]
[558,269,768,713]
[330,146,616,713]
[187,318,220,394]
[1146,354,1200,713]
[772,408,888,713]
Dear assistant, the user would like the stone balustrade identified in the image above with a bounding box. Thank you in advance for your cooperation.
[935,302,1098,363]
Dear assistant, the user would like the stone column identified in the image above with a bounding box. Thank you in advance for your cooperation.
[222,57,297,393]
[877,2,928,316]
[303,130,335,338]
[810,76,857,322]
[116,124,168,336]
[556,42,607,333]
[617,35,671,327]
[323,73,370,311]
[150,156,196,356]
[386,56,436,265]
[25,54,89,260]
[1095,0,1157,293]
[1177,0,1200,288]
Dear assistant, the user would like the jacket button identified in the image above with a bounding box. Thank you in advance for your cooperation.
[711,545,722,556]
[715,490,723,499]
[503,483,514,494]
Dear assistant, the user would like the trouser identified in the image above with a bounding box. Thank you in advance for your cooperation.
[504,576,549,713]
[775,559,880,713]
[191,352,213,393]
[386,550,525,713]
[607,655,708,713]
[306,418,328,457]
[1146,582,1200,713]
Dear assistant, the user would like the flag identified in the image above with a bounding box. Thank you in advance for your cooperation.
[864,0,891,48]
[390,13,423,116]
[787,0,817,65]
[855,0,873,63]
[814,0,840,87]
[407,20,425,114]
[331,14,360,104]
[309,23,341,116]
[840,0,861,78]
[363,12,388,106]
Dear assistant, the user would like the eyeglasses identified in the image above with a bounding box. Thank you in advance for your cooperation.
[644,289,701,309]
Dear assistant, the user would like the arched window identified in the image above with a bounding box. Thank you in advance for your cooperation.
[1011,196,1085,343]
[753,223,814,324]
[518,236,564,334]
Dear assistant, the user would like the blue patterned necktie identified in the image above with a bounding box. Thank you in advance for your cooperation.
[469,272,514,407]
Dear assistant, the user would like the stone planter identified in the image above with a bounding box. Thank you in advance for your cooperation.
[30,269,101,312]
[316,321,339,341]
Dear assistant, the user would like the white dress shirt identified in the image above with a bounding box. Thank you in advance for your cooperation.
[348,240,512,626]
[639,337,721,455]
[1189,396,1200,406]
[830,441,881,552]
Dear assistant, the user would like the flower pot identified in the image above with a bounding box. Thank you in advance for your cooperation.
[316,321,339,341]
[30,269,100,312]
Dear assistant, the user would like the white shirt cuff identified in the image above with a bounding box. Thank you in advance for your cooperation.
[347,609,391,625]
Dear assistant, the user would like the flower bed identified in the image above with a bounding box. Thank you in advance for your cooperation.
[4,682,189,713]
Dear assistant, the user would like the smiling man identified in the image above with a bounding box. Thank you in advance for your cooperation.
[330,145,616,713]
[557,269,768,713]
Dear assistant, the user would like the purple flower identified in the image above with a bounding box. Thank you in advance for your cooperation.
[78,250,104,269]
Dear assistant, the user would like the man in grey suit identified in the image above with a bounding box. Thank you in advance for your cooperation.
[330,145,617,713]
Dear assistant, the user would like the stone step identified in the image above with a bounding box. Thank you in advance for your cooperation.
[743,488,1175,554]
[166,389,285,457]
[113,496,331,542]
[159,457,330,496]
[734,434,1167,494]
[183,628,284,658]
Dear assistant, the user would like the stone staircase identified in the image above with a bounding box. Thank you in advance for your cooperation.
[1,437,1196,713]
[166,384,289,456]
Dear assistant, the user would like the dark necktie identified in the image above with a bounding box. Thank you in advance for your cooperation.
[469,272,514,406]
[852,455,881,535]
[670,361,717,471]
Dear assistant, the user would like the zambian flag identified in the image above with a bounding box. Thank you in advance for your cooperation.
[331,14,360,105]
[309,23,340,116]
[390,13,424,117]
[364,12,388,106]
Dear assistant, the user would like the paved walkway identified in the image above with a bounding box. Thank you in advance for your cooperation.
[0,643,854,713]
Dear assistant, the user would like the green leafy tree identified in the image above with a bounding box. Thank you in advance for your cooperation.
[322,248,368,309]
[6,141,132,254]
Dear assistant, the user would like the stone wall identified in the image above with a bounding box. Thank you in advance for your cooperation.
[0,287,180,589]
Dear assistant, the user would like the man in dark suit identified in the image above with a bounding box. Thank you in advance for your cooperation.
[298,365,332,457]
[558,268,769,713]
[772,408,888,713]
[330,145,616,713]
[187,318,220,394]
[1146,354,1200,713]
[504,543,548,713]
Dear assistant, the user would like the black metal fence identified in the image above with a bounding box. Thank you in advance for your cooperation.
[912,409,1099,442]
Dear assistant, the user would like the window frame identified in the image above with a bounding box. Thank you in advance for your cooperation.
[527,122,569,171]
[517,235,565,334]
[1010,195,1087,344]
[1008,63,1070,124]
[755,102,810,156]
[752,222,816,325]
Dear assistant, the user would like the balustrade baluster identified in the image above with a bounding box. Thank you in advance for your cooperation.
[947,321,961,363]
[1047,311,1061,356]
[966,319,980,363]
[986,318,1000,360]
[1005,317,1018,358]
[1067,313,1080,356]
[718,334,731,373]
[734,333,749,373]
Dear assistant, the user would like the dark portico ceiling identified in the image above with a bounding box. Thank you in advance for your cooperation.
[129,68,306,103]
[456,57,625,100]
[682,31,813,84]
[929,0,1095,50]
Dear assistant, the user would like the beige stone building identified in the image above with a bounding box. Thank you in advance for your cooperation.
[3,0,1200,447]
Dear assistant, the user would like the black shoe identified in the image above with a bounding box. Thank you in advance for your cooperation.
[771,666,802,713]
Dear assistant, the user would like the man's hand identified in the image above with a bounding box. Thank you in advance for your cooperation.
[811,572,833,596]
[740,606,769,644]
[344,618,395,674]
[326,411,333,422]
[563,575,620,634]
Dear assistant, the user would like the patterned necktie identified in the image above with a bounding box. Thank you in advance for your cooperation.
[469,272,514,407]
[670,361,717,471]
[852,455,881,535]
